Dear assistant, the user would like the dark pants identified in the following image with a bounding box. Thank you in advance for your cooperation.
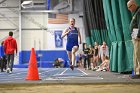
[6,54,14,71]
[84,56,90,69]
[0,55,7,71]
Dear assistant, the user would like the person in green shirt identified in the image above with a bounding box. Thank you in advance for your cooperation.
[127,0,140,79]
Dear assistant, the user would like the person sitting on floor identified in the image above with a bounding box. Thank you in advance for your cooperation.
[96,55,110,71]
[99,41,109,63]
[53,58,64,68]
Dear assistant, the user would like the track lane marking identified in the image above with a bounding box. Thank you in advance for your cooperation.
[77,68,88,75]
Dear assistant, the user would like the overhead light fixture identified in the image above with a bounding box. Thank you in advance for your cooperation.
[21,0,33,9]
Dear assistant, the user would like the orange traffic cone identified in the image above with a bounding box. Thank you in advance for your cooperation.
[26,48,40,80]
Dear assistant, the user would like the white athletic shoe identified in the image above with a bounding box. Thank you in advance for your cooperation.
[9,71,12,74]
[6,68,10,73]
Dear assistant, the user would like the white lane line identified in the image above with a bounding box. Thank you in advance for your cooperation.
[77,68,88,75]
[59,68,68,75]
[53,68,68,76]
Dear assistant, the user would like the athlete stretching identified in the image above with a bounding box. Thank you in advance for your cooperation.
[61,18,82,70]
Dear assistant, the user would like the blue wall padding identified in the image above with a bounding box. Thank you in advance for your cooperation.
[19,51,22,65]
[19,51,31,64]
[18,50,69,68]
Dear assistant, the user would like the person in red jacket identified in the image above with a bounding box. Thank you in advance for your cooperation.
[4,31,17,74]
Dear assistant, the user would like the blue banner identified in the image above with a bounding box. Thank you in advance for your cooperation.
[54,30,63,48]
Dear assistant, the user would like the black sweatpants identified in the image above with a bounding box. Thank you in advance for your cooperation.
[0,55,7,72]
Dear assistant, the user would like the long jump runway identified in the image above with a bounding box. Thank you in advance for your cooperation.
[0,68,140,84]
